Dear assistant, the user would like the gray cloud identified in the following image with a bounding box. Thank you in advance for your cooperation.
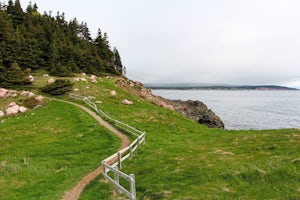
[19,0,300,88]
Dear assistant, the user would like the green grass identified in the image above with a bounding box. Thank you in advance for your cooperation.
[71,77,300,200]
[2,75,300,199]
[0,100,120,200]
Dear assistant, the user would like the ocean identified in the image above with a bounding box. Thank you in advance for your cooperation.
[152,89,300,130]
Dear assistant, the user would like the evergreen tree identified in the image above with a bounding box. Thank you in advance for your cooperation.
[0,0,125,87]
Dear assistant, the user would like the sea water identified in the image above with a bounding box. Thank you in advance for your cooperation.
[152,90,300,130]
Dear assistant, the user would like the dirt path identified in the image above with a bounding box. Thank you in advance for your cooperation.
[51,99,131,200]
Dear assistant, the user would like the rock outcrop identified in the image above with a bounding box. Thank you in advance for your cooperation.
[165,99,224,129]
[116,79,224,129]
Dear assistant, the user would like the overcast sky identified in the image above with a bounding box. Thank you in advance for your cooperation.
[13,0,300,88]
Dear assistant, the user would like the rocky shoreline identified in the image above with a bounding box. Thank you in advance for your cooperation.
[116,79,224,129]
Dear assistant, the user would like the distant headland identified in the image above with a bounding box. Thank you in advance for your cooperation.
[145,83,299,90]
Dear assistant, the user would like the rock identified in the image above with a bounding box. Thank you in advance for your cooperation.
[48,78,55,84]
[115,79,224,129]
[27,92,35,98]
[0,88,8,98]
[35,95,44,102]
[20,90,30,97]
[90,75,97,79]
[80,78,87,82]
[18,106,27,113]
[81,72,86,77]
[90,75,97,83]
[169,100,224,129]
[6,102,17,108]
[27,75,34,82]
[88,96,96,100]
[110,90,117,96]
[122,99,133,105]
[95,101,102,104]
[74,78,80,81]
[74,88,80,92]
[43,74,49,77]
[6,90,17,97]
[90,79,97,83]
[0,110,4,117]
[159,101,174,110]
[6,105,19,116]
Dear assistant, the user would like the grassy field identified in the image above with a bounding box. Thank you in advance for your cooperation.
[0,99,120,200]
[1,75,300,199]
[70,77,300,200]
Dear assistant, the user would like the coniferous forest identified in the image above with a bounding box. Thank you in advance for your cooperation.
[0,0,124,86]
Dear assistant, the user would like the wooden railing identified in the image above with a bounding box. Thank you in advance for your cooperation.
[69,94,145,200]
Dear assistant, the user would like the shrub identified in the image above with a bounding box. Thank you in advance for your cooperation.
[23,98,43,108]
[41,79,74,95]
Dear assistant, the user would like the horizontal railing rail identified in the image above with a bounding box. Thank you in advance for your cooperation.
[69,93,145,200]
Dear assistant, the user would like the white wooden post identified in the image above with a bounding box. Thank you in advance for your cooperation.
[130,174,136,200]
[102,161,107,181]
[118,152,122,169]
[114,166,120,193]
[129,145,133,158]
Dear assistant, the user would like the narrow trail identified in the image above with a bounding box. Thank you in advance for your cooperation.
[50,99,131,200]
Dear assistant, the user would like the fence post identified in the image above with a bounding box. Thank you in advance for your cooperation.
[129,145,133,158]
[114,166,120,193]
[118,152,122,169]
[137,137,140,149]
[130,174,136,200]
[102,161,107,181]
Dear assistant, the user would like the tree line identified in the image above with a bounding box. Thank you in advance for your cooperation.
[0,0,124,86]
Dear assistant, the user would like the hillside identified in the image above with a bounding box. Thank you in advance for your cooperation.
[0,74,300,199]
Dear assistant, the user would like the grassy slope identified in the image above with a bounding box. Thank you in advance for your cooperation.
[72,77,300,200]
[0,100,120,200]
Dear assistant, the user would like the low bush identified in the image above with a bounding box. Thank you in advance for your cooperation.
[41,79,74,95]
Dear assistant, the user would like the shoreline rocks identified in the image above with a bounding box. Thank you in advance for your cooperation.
[116,79,225,129]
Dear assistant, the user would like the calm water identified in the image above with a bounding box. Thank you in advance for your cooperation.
[152,90,300,130]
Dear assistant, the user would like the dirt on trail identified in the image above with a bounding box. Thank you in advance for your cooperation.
[53,99,131,200]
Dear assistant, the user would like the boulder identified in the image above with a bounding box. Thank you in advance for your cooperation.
[0,110,4,117]
[18,106,27,113]
[81,72,86,77]
[122,99,133,105]
[48,78,55,84]
[6,105,19,116]
[0,88,8,98]
[6,102,17,108]
[27,92,35,98]
[35,95,44,102]
[90,75,97,83]
[20,90,30,97]
[159,101,174,110]
[74,88,80,92]
[90,79,97,83]
[73,78,80,81]
[27,75,34,82]
[80,78,87,82]
[88,96,96,100]
[90,75,97,79]
[6,90,17,97]
[43,74,49,77]
[110,90,117,96]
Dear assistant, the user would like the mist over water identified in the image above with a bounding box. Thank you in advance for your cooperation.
[152,90,300,130]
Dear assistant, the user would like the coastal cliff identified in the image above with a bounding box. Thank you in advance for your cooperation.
[116,79,224,129]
